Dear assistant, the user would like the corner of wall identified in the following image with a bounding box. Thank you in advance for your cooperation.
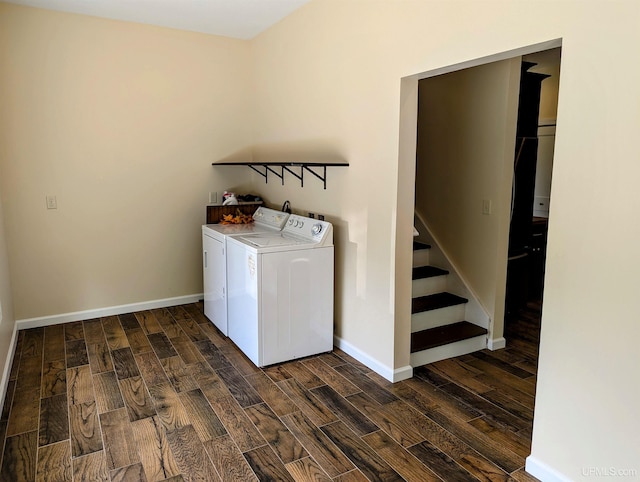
[0,183,17,407]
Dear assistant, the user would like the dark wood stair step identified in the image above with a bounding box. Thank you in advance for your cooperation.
[412,292,468,314]
[411,321,488,352]
[412,265,448,280]
[413,241,431,251]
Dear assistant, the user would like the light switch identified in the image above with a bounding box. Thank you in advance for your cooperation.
[482,199,492,215]
[46,195,57,209]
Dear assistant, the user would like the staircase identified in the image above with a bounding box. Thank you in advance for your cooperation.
[410,241,488,367]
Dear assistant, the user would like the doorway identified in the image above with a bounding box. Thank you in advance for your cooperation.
[395,40,562,466]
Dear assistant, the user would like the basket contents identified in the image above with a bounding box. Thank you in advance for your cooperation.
[220,209,254,224]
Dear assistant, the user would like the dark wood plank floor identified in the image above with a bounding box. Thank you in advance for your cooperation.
[0,302,542,481]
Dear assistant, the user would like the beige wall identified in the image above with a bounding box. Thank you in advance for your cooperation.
[0,180,16,394]
[251,0,640,478]
[415,58,520,341]
[0,4,252,320]
[1,0,639,478]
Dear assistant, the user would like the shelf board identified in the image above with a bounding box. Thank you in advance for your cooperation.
[212,161,348,189]
[212,161,349,167]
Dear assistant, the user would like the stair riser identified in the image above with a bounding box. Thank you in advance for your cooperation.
[412,249,430,267]
[412,276,447,297]
[411,304,465,332]
[410,335,487,366]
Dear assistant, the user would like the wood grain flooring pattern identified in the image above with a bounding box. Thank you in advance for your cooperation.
[64,340,88,369]
[202,435,257,482]
[38,394,69,447]
[286,456,332,482]
[243,444,296,482]
[43,325,66,363]
[69,401,103,458]
[101,316,129,351]
[82,319,105,344]
[7,387,40,437]
[135,311,163,335]
[321,421,404,482]
[245,403,308,464]
[177,389,226,443]
[99,408,140,471]
[64,322,84,341]
[72,450,108,482]
[132,415,180,482]
[41,360,66,398]
[111,347,141,380]
[1,430,37,481]
[0,301,542,482]
[165,424,221,482]
[87,342,114,374]
[160,356,199,393]
[22,328,44,359]
[280,410,355,478]
[361,430,442,482]
[124,328,153,355]
[35,440,71,482]
[93,371,125,414]
[110,462,148,482]
[119,376,156,422]
[147,382,190,433]
[66,365,94,406]
[135,351,170,388]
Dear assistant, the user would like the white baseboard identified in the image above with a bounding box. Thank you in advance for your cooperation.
[393,365,413,382]
[526,455,571,482]
[16,294,203,330]
[0,324,19,410]
[333,335,413,383]
[488,337,506,350]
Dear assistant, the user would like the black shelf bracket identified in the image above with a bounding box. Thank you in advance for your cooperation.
[303,165,327,190]
[213,161,348,190]
[283,165,304,187]
[248,164,267,182]
[265,165,284,185]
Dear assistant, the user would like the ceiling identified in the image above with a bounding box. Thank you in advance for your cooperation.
[3,0,312,39]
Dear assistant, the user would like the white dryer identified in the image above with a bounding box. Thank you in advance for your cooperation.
[225,214,334,367]
[202,207,289,335]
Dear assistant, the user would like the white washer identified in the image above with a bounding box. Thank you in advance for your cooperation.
[226,214,334,367]
[202,207,289,335]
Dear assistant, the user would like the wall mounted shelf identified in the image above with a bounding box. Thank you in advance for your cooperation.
[212,161,348,190]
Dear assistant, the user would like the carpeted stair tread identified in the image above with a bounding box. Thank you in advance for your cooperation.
[413,241,431,251]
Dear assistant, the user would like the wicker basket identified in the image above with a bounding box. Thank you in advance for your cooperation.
[205,202,263,224]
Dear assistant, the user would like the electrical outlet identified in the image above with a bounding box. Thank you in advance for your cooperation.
[46,195,57,210]
[209,192,218,204]
[482,199,492,215]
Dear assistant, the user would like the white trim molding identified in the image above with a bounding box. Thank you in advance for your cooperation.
[16,294,203,329]
[488,337,506,350]
[333,335,413,383]
[526,455,572,482]
[0,324,19,410]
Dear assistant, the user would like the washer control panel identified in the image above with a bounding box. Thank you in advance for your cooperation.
[283,214,333,244]
[253,207,289,229]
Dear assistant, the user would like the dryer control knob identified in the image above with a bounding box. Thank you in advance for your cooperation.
[312,223,323,235]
